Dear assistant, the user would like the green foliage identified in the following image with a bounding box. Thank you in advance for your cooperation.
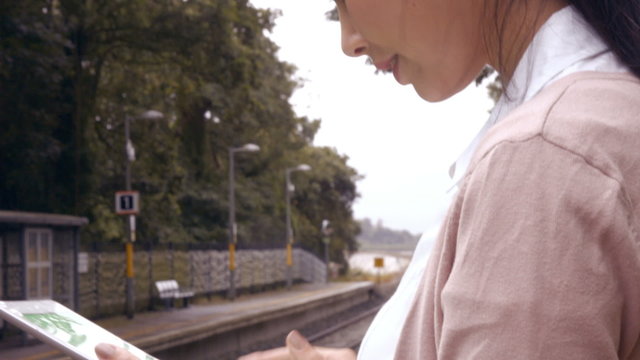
[357,218,419,251]
[0,0,361,261]
[475,66,502,104]
[325,6,338,21]
[286,146,362,267]
[0,0,74,213]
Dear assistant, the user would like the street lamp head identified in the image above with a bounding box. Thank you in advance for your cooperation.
[229,143,260,153]
[296,164,312,172]
[237,143,260,152]
[138,110,165,120]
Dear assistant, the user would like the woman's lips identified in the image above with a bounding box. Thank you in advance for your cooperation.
[374,55,403,84]
[374,55,397,72]
[374,56,395,72]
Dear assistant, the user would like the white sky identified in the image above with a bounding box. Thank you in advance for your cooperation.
[249,0,494,235]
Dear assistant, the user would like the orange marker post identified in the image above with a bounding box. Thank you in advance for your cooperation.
[229,243,236,271]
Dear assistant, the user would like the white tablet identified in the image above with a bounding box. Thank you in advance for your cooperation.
[0,300,157,360]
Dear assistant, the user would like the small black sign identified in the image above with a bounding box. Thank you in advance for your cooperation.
[115,191,140,215]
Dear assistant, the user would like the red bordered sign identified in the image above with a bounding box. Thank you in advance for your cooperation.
[115,191,140,215]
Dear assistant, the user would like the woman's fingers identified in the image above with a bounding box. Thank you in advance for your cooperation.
[95,343,140,360]
[286,331,357,360]
[94,333,357,360]
[238,330,358,360]
[237,346,291,360]
[286,330,323,360]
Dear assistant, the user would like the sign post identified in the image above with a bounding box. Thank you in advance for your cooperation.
[374,257,384,284]
[116,191,139,319]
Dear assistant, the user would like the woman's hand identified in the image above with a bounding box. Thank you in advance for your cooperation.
[238,330,357,360]
[94,330,356,360]
[95,343,140,360]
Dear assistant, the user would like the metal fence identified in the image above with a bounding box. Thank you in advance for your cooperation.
[77,243,327,318]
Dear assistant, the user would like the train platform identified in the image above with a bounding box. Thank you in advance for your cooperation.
[0,281,374,360]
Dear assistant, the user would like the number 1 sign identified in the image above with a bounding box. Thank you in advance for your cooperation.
[115,191,140,215]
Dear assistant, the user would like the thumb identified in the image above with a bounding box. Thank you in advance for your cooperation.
[95,343,140,360]
[286,330,323,360]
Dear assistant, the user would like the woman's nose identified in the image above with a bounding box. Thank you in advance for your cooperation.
[340,16,368,57]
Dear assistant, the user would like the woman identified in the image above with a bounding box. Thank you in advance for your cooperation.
[98,0,640,359]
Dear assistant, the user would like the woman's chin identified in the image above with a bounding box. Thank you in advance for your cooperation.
[413,85,453,103]
[413,79,471,103]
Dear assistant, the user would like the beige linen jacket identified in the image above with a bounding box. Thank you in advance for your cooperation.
[394,72,640,359]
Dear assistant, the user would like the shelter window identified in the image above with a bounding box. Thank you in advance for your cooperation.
[25,228,52,299]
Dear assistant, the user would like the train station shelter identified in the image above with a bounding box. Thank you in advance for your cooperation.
[0,210,88,311]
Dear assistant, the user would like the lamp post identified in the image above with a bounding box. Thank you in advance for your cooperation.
[123,109,164,319]
[228,143,260,300]
[285,164,311,289]
[321,219,331,283]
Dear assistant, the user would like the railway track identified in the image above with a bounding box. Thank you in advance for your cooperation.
[307,302,383,350]
[301,274,400,351]
[235,276,401,358]
[293,273,401,351]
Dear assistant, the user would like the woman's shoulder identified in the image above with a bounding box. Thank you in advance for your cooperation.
[539,71,640,166]
[469,71,640,186]
[486,71,640,148]
[544,71,640,125]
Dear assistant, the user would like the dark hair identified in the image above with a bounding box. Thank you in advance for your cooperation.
[486,0,640,94]
[569,0,640,79]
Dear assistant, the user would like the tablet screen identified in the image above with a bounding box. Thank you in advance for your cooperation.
[0,300,157,360]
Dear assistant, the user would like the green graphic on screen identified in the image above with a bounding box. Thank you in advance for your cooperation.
[23,313,88,346]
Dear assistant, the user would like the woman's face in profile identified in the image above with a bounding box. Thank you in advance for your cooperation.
[335,0,489,102]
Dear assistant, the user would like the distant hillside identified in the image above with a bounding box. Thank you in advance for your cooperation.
[357,218,420,251]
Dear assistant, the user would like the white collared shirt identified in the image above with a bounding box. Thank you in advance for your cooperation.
[356,6,628,360]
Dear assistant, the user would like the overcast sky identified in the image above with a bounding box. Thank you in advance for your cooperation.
[249,0,494,235]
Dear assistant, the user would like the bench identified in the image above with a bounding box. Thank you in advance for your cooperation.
[154,280,195,309]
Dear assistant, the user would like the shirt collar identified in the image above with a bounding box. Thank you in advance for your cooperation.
[448,5,628,190]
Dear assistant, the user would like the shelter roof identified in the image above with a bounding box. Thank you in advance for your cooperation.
[0,210,89,227]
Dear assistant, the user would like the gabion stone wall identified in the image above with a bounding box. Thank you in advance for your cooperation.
[78,246,327,318]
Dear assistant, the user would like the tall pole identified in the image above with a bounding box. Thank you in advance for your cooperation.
[125,116,131,191]
[120,110,162,319]
[284,164,311,290]
[227,143,259,300]
[228,149,237,300]
[322,220,330,283]
[124,116,135,319]
[285,169,293,289]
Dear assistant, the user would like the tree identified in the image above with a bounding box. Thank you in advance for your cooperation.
[0,0,362,264]
[357,218,419,251]
[287,146,362,270]
[0,1,74,212]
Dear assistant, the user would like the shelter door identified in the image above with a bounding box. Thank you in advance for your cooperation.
[25,228,52,299]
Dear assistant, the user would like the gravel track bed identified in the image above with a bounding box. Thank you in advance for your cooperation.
[235,278,400,359]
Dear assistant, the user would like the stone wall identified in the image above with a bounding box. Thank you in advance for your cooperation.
[78,247,327,318]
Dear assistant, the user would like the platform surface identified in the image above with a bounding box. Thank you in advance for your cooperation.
[0,281,373,360]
